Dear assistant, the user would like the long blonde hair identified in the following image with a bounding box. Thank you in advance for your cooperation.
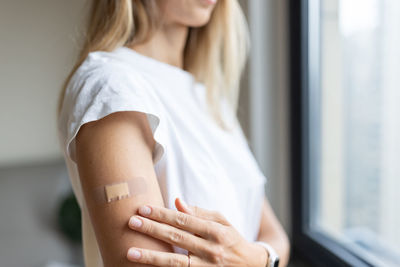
[58,0,249,130]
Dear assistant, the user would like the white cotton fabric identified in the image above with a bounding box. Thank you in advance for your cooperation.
[57,46,267,267]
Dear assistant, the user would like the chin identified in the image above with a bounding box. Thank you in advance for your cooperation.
[184,11,213,27]
[160,0,217,28]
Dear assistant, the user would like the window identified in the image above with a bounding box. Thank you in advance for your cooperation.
[290,0,400,266]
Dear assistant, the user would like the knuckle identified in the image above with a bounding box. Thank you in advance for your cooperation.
[139,250,150,264]
[169,231,185,243]
[204,224,214,238]
[142,220,152,234]
[157,208,167,221]
[204,245,216,259]
[205,222,219,238]
[175,212,189,227]
[209,245,225,264]
[213,228,226,244]
[151,207,160,218]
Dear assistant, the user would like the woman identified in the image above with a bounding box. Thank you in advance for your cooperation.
[57,0,290,266]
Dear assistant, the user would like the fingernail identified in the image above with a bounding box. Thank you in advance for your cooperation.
[129,217,142,228]
[139,205,151,215]
[127,248,141,259]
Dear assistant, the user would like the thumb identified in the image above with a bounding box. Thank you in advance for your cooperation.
[175,197,230,226]
[175,197,194,215]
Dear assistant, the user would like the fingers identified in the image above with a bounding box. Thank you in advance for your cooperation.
[176,198,231,226]
[129,215,215,259]
[127,247,189,267]
[137,204,219,240]
[127,248,212,267]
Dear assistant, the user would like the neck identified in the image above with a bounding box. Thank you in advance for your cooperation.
[129,23,189,69]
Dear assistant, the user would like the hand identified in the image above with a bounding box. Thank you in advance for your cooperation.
[126,198,268,267]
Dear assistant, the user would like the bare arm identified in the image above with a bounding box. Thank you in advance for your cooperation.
[75,111,173,267]
[257,197,290,266]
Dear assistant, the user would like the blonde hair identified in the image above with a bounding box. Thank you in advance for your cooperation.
[58,0,249,130]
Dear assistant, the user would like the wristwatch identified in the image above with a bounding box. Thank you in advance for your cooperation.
[255,241,280,267]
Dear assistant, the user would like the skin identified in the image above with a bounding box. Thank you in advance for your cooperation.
[126,198,290,266]
[76,0,290,266]
[257,198,290,266]
[126,198,268,266]
[130,0,217,68]
[76,111,172,267]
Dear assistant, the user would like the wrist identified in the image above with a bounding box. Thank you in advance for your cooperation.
[250,241,269,267]
[255,241,280,267]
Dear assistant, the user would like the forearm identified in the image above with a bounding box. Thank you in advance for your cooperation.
[257,197,290,266]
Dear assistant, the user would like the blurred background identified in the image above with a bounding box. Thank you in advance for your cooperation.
[0,0,399,266]
[0,1,289,266]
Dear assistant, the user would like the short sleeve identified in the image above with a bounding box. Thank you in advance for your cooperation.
[58,58,167,165]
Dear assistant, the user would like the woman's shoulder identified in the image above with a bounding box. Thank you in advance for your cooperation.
[60,49,159,122]
[71,50,137,86]
[65,49,153,102]
[59,49,166,163]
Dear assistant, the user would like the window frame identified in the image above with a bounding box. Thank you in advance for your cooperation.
[289,0,375,266]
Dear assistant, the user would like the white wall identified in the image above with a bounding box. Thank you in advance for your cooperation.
[0,0,87,167]
[248,0,291,233]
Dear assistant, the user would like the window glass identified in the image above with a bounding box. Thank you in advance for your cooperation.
[316,0,400,265]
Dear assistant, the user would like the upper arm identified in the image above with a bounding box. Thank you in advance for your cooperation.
[75,111,172,267]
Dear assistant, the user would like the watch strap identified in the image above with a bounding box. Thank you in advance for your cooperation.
[254,241,280,267]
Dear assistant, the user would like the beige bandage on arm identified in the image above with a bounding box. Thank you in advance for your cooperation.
[93,177,148,204]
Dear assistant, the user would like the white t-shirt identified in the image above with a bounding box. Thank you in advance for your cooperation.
[58,46,267,267]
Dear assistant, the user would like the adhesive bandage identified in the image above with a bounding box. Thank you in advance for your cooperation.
[93,177,148,204]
